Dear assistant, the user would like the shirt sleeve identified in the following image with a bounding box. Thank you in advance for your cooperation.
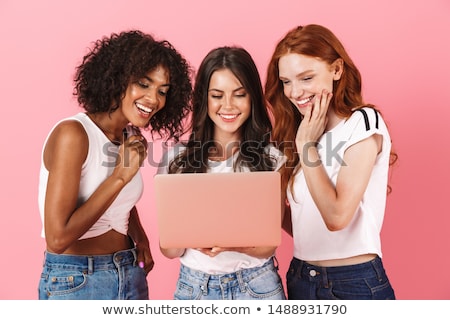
[344,107,385,150]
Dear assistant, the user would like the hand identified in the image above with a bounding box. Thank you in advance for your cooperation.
[136,242,154,275]
[195,247,222,257]
[195,246,255,257]
[114,134,148,183]
[296,90,332,154]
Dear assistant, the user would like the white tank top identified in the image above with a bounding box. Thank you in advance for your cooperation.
[38,112,144,240]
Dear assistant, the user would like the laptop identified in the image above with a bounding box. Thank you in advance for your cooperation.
[154,171,282,249]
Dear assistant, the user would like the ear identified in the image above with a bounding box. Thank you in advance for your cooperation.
[331,58,344,81]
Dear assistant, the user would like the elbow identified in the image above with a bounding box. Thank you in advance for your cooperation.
[324,216,351,232]
[160,247,185,259]
[325,223,345,232]
[323,206,355,231]
[45,235,70,254]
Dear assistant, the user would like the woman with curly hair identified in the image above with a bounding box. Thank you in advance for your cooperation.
[38,30,192,300]
[265,24,396,299]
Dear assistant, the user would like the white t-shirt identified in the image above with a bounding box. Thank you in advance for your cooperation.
[289,107,392,261]
[157,142,286,274]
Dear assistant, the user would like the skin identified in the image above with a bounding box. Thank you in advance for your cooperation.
[279,53,382,266]
[43,66,170,274]
[161,68,277,259]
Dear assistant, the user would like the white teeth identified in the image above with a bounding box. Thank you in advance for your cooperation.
[219,114,238,119]
[297,96,314,105]
[136,103,153,113]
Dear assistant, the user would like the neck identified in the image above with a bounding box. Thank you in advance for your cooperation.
[88,112,127,144]
[325,109,343,132]
[208,140,240,161]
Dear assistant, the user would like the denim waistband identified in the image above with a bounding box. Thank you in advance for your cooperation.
[43,248,137,274]
[291,256,385,281]
[180,257,277,291]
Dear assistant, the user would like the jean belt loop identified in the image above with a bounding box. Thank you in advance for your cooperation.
[236,270,247,293]
[131,248,138,267]
[201,273,209,296]
[88,256,94,275]
[321,267,329,289]
[371,256,383,281]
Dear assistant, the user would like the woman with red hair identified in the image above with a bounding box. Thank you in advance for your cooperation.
[265,24,396,300]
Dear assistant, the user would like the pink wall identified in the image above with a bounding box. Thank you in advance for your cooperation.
[1,0,449,300]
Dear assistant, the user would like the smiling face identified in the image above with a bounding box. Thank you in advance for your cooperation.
[207,68,251,142]
[278,53,342,115]
[121,65,170,127]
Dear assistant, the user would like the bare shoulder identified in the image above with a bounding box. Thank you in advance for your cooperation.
[43,119,88,170]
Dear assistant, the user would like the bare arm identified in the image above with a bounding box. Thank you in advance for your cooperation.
[160,247,186,259]
[43,121,147,253]
[296,93,381,231]
[299,135,381,231]
[128,206,154,274]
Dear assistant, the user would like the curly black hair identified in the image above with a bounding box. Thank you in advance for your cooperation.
[73,30,193,141]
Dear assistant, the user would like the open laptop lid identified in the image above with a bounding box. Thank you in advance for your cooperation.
[154,171,282,249]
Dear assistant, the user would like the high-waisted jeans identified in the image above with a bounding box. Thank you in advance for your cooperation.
[38,248,148,300]
[286,256,395,300]
[174,257,286,300]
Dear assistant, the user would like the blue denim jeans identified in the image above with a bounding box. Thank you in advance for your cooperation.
[174,257,286,300]
[38,248,148,300]
[286,256,395,300]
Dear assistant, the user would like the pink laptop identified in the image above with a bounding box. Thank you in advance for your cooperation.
[154,171,282,249]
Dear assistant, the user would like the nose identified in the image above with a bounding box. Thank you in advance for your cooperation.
[290,82,303,99]
[222,94,234,109]
[145,89,158,106]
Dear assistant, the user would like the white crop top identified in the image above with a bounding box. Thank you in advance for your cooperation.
[289,107,392,261]
[38,112,144,240]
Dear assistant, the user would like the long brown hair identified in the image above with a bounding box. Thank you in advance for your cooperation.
[169,46,275,173]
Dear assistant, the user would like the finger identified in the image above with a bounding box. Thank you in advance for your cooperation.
[319,90,332,117]
[124,132,143,145]
[303,104,313,122]
[311,94,322,119]
[137,250,145,269]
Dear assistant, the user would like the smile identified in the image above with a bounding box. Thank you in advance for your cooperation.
[296,95,314,105]
[136,103,153,114]
[218,113,239,120]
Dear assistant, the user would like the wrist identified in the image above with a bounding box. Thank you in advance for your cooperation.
[298,142,319,166]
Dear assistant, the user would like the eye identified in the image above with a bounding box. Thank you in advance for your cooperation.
[281,79,290,85]
[158,90,168,97]
[235,92,247,98]
[138,81,149,89]
[302,76,313,81]
[211,94,223,99]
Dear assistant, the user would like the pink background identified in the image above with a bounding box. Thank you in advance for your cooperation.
[1,0,449,300]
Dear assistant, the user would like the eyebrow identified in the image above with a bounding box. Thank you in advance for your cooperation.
[279,70,314,80]
[208,86,245,93]
[143,75,171,88]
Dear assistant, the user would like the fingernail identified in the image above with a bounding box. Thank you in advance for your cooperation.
[139,261,144,268]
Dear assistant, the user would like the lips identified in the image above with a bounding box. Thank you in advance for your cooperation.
[136,103,153,117]
[296,95,314,107]
[218,113,240,122]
